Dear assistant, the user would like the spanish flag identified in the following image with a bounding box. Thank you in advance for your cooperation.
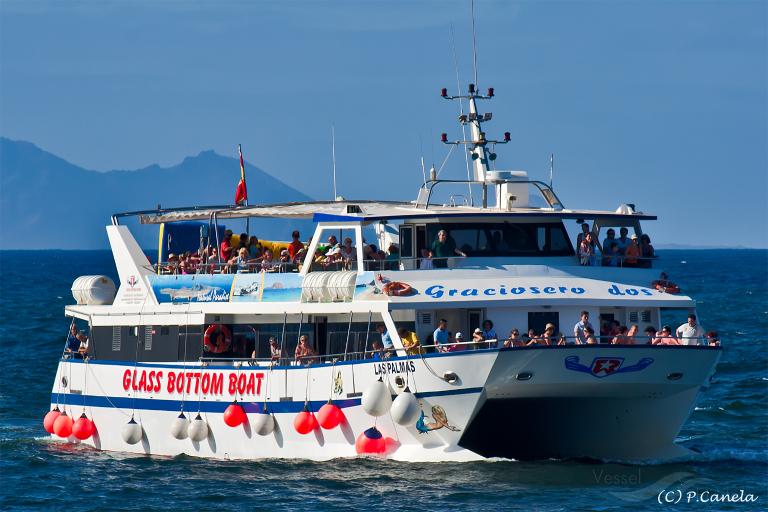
[235,144,248,205]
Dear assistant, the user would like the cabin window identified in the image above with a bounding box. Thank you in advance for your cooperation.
[426,223,574,257]
[399,225,414,258]
[528,312,560,335]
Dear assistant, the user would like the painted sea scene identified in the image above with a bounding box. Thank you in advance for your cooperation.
[1,1,766,510]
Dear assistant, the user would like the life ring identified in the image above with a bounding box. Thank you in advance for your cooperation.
[652,281,680,294]
[382,281,413,297]
[204,324,232,353]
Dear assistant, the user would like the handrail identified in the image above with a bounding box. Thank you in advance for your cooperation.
[422,178,565,210]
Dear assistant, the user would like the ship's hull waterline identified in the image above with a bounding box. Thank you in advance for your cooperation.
[48,346,721,462]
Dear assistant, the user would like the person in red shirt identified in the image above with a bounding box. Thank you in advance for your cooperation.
[288,230,304,262]
[220,230,234,261]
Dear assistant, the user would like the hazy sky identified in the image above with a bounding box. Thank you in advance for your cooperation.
[1,0,766,247]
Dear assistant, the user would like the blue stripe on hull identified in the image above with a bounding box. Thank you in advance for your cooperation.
[51,387,483,414]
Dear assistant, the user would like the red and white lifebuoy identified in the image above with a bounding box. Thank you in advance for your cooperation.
[382,281,413,297]
[652,281,680,294]
[204,324,232,353]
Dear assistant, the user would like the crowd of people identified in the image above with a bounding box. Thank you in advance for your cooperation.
[577,224,655,268]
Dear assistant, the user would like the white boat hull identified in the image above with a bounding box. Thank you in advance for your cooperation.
[48,346,720,462]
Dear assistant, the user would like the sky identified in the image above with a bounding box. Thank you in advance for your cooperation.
[1,0,766,248]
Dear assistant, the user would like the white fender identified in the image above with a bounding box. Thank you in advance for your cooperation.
[121,418,143,445]
[361,377,393,417]
[170,412,190,440]
[188,414,209,442]
[390,388,420,425]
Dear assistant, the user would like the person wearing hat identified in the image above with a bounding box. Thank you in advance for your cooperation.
[453,331,466,351]
[471,328,485,350]
[624,234,641,267]
[540,323,557,345]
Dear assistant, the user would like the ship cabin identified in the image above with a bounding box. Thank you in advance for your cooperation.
[65,179,699,366]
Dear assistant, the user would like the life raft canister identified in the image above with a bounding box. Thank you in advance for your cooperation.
[204,324,232,353]
[382,281,413,297]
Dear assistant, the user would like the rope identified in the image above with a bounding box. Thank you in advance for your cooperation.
[85,362,131,418]
[178,301,192,413]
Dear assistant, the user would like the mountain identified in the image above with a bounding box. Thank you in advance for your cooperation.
[0,138,313,249]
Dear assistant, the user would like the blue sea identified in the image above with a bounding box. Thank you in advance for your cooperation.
[1,250,766,510]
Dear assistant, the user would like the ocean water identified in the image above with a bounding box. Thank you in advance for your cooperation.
[0,250,766,511]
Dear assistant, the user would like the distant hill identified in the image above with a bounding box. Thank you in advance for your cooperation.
[0,138,313,249]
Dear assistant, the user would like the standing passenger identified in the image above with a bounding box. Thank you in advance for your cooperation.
[676,314,705,345]
[573,311,592,344]
[433,319,450,352]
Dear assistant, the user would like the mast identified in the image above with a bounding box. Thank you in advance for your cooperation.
[440,84,510,208]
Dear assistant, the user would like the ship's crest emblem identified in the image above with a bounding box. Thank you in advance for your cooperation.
[564,355,653,378]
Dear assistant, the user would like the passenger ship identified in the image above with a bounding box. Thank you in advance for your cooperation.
[45,83,721,463]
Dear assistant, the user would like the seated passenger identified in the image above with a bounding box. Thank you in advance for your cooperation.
[278,249,291,271]
[419,248,434,270]
[706,331,721,346]
[327,235,340,250]
[77,331,89,356]
[584,326,598,344]
[624,235,641,267]
[472,328,485,349]
[165,253,179,274]
[639,234,655,268]
[626,324,638,344]
[481,320,497,345]
[503,329,522,348]
[260,250,277,272]
[539,323,557,345]
[220,230,234,261]
[294,335,317,364]
[269,336,282,361]
[652,326,679,345]
[398,327,423,355]
[431,230,466,269]
[231,247,251,273]
[288,231,304,261]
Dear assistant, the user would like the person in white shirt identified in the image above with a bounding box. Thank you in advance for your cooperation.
[676,314,705,345]
[573,310,593,344]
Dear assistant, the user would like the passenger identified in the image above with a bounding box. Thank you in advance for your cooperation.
[220,230,235,261]
[248,236,262,259]
[398,327,423,355]
[639,234,655,268]
[238,233,249,252]
[76,331,89,356]
[260,250,277,272]
[626,324,638,344]
[503,329,522,348]
[676,314,705,346]
[652,272,678,293]
[491,231,510,253]
[624,235,641,267]
[573,311,592,344]
[431,230,466,269]
[611,325,630,345]
[615,227,631,255]
[278,249,291,271]
[433,319,450,352]
[165,253,179,274]
[341,237,356,269]
[385,244,400,271]
[327,235,340,250]
[584,326,598,344]
[472,328,485,349]
[643,326,657,344]
[376,323,394,354]
[601,229,616,265]
[576,222,591,247]
[481,320,497,345]
[268,336,282,361]
[369,340,385,360]
[453,332,466,350]
[288,231,304,261]
[363,244,382,271]
[652,325,679,345]
[579,233,594,266]
[523,328,537,344]
[178,253,190,274]
[556,332,568,346]
[65,323,80,353]
[231,247,251,273]
[294,335,317,364]
[608,320,621,343]
[419,248,434,270]
[207,247,220,272]
[604,242,620,267]
[540,323,557,345]
[706,331,721,347]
